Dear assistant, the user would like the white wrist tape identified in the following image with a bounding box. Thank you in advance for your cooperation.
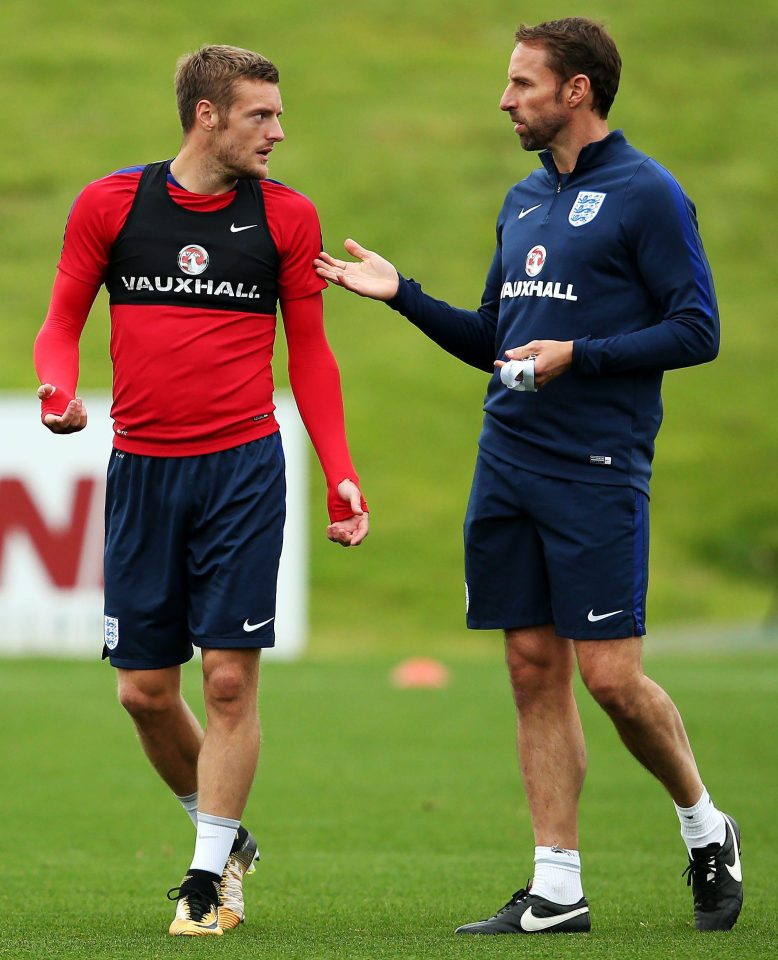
[499,357,537,392]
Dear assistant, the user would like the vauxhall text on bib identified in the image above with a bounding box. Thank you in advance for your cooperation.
[105,161,280,315]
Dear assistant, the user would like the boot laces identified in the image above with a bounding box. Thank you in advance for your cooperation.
[495,883,532,916]
[682,844,721,907]
[167,884,215,922]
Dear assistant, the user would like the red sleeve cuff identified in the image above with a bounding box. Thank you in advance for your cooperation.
[327,483,369,523]
[40,389,74,422]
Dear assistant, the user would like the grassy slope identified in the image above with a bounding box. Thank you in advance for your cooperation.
[2,0,777,652]
[0,654,776,958]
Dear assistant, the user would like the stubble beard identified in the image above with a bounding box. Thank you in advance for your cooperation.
[518,111,567,152]
[517,86,569,152]
[216,149,266,182]
[212,129,266,182]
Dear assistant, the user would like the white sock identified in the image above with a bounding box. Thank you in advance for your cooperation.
[531,846,584,905]
[189,812,240,877]
[176,791,199,828]
[675,786,726,852]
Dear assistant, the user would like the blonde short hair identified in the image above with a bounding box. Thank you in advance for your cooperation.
[175,44,279,131]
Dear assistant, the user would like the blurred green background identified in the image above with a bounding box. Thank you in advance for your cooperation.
[3,0,777,656]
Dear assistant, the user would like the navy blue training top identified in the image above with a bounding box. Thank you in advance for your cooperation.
[388,130,719,494]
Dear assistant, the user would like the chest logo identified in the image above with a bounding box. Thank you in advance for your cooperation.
[177,244,210,276]
[568,191,606,227]
[525,245,546,277]
[518,204,541,220]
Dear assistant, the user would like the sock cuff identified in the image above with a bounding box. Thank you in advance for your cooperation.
[531,846,584,904]
[198,811,241,830]
[534,846,581,870]
[674,786,710,817]
[175,791,198,804]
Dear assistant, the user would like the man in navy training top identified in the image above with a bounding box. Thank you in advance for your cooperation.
[35,45,368,936]
[315,17,741,936]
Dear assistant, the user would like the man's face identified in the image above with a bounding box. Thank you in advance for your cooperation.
[499,43,568,152]
[210,79,284,180]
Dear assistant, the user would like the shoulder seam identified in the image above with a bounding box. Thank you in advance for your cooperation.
[617,156,652,232]
[262,178,316,207]
[106,165,147,178]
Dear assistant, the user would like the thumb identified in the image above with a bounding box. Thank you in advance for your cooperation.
[344,237,371,261]
[338,479,363,515]
[37,383,55,400]
[349,487,363,515]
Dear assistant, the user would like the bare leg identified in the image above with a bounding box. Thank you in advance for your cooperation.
[117,666,203,797]
[576,637,703,806]
[197,648,261,819]
[505,626,587,848]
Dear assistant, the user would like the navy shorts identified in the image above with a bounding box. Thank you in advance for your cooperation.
[464,449,648,640]
[103,433,285,669]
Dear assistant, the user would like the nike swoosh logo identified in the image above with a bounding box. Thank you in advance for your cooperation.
[587,609,623,622]
[243,617,274,632]
[230,223,258,232]
[520,905,589,932]
[518,204,542,219]
[724,816,742,882]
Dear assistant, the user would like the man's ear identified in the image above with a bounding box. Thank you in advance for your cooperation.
[194,99,219,131]
[566,73,591,109]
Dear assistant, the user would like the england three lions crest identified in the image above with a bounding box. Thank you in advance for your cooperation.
[568,191,606,227]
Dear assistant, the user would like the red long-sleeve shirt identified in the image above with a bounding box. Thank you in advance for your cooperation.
[34,167,365,520]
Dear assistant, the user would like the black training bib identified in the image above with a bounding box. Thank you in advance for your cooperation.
[105,161,279,315]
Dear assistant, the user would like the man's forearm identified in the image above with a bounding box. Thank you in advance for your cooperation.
[573,309,719,376]
[387,275,498,372]
[283,292,366,521]
[34,270,97,415]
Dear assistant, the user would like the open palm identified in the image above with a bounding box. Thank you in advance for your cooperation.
[314,238,400,301]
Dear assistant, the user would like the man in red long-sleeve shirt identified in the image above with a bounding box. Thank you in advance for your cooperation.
[34,44,368,937]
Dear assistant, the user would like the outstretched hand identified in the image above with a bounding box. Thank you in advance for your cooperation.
[314,239,400,301]
[327,479,369,547]
[37,384,88,433]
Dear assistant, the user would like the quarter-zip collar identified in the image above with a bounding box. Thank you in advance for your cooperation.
[539,129,627,183]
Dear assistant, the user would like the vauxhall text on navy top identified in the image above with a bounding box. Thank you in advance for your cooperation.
[387,130,719,494]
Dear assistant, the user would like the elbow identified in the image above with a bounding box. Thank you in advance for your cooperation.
[700,319,720,363]
[688,339,718,368]
[690,335,718,366]
[681,313,719,366]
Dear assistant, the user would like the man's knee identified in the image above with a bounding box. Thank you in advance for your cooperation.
[577,638,642,718]
[580,662,640,718]
[203,653,259,717]
[206,665,249,704]
[505,627,572,705]
[117,669,180,721]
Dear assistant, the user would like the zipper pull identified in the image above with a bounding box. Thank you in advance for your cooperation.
[556,180,562,194]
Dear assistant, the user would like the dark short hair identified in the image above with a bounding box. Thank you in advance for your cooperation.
[515,18,621,118]
[175,44,279,132]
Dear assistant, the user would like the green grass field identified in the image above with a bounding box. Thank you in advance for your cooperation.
[1,652,776,958]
